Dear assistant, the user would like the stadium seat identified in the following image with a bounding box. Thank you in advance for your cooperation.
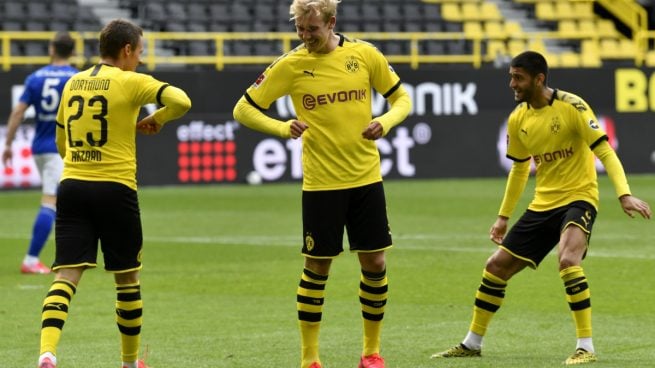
[558,52,581,67]
[535,2,555,21]
[25,2,49,21]
[463,21,484,39]
[441,3,461,22]
[558,20,578,38]
[504,21,524,38]
[484,21,506,39]
[187,4,209,23]
[572,1,594,20]
[2,2,24,21]
[577,20,597,38]
[486,39,508,60]
[554,1,574,20]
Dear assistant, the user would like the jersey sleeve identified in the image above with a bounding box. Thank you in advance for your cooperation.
[19,74,37,106]
[126,72,170,107]
[505,109,530,161]
[367,46,401,97]
[243,56,292,110]
[573,103,606,148]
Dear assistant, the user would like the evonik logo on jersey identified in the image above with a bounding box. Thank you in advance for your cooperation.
[276,82,479,117]
[302,89,367,110]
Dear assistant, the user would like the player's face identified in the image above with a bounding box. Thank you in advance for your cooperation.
[295,13,335,53]
[509,66,539,103]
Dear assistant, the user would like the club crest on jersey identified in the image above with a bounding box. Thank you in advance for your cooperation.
[588,119,599,129]
[251,73,266,88]
[345,56,359,73]
[550,117,561,134]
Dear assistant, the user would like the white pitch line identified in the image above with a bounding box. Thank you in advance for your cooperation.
[2,233,654,260]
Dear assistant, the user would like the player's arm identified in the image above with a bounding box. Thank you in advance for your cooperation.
[593,138,652,219]
[233,95,303,139]
[2,101,29,167]
[137,85,192,134]
[491,159,530,244]
[364,84,411,140]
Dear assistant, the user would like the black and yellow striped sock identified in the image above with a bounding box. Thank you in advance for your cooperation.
[116,282,143,363]
[469,269,507,336]
[360,269,388,357]
[40,279,76,356]
[297,268,327,368]
[560,266,592,338]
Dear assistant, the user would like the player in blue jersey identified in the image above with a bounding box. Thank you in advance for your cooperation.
[2,32,77,274]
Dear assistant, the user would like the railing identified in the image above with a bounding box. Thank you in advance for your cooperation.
[0,30,652,71]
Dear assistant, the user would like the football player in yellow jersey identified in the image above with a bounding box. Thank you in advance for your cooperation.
[432,51,651,365]
[37,19,191,368]
[233,1,411,367]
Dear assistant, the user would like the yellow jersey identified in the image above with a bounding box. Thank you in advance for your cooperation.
[244,34,404,190]
[506,89,607,211]
[56,64,172,190]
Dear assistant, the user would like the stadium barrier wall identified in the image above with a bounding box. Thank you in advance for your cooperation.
[1,66,654,188]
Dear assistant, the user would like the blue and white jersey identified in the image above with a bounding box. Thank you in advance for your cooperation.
[20,64,78,154]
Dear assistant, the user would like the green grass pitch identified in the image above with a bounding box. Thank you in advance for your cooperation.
[1,175,654,367]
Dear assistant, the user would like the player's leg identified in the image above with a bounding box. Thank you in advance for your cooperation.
[114,271,144,368]
[558,202,597,365]
[22,154,62,274]
[298,189,346,368]
[433,208,558,358]
[39,267,84,367]
[347,182,391,368]
[39,179,97,367]
[298,257,332,368]
[357,251,387,368]
[97,181,146,368]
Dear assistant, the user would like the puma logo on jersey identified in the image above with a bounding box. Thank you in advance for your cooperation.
[520,128,528,135]
[303,69,315,78]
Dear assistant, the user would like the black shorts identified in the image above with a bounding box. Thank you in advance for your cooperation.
[502,200,597,268]
[302,181,392,258]
[54,179,143,272]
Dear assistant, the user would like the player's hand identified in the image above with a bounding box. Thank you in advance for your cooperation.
[362,121,384,140]
[136,115,162,135]
[290,120,308,139]
[619,195,652,219]
[2,146,12,168]
[490,216,509,245]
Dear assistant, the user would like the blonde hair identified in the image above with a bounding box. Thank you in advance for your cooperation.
[289,0,341,22]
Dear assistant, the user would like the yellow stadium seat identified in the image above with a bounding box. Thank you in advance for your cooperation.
[581,39,601,61]
[580,52,602,68]
[484,21,506,39]
[504,21,524,37]
[558,20,578,38]
[599,38,621,58]
[554,1,574,20]
[618,38,637,57]
[486,40,508,60]
[527,38,547,54]
[558,52,581,67]
[572,1,594,20]
[535,2,555,21]
[543,53,560,68]
[480,2,502,21]
[508,39,527,56]
[461,3,480,21]
[441,3,461,22]
[597,19,619,38]
[464,21,484,39]
[577,20,597,38]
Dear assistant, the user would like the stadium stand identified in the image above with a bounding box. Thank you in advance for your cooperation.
[0,0,653,69]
